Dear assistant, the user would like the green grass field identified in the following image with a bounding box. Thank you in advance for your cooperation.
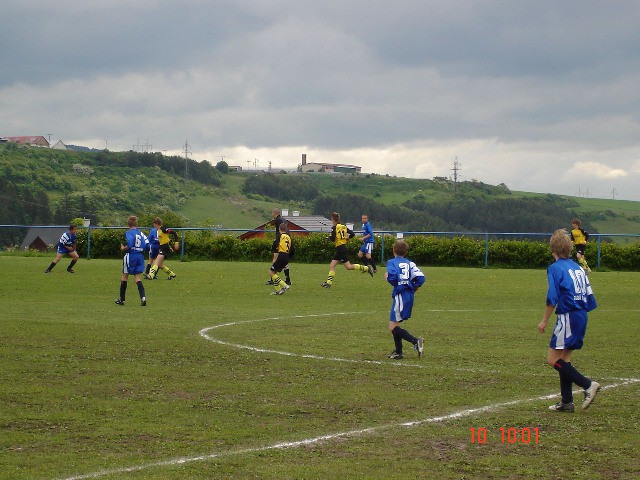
[1,257,639,479]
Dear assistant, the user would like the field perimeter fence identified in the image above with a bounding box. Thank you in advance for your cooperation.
[2,225,640,270]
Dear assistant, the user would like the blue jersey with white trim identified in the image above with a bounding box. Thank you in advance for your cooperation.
[362,221,374,244]
[546,258,597,314]
[124,228,149,255]
[386,256,425,296]
[58,230,76,250]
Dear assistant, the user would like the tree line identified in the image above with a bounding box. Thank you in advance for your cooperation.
[242,173,590,233]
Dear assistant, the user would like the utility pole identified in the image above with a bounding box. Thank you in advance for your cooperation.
[611,188,617,200]
[451,157,461,192]
[184,140,191,180]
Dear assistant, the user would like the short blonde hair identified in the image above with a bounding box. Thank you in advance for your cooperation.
[127,215,138,228]
[550,229,572,258]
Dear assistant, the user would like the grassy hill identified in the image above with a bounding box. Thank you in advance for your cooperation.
[2,143,640,238]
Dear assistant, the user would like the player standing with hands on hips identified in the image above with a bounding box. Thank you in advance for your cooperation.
[538,229,600,412]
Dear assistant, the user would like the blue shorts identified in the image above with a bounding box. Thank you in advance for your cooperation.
[122,253,145,275]
[389,290,415,322]
[149,245,160,260]
[359,243,373,255]
[549,310,588,350]
[57,246,74,255]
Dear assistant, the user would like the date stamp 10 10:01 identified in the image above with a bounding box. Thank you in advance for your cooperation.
[470,427,540,444]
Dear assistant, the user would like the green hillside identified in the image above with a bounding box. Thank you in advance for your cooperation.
[2,143,640,241]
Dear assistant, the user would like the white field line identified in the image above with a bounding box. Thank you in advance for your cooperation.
[199,312,502,373]
[58,379,640,480]
[57,312,639,480]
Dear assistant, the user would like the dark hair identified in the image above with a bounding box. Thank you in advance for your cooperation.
[69,225,77,230]
[331,212,340,222]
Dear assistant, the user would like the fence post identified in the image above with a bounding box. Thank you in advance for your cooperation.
[380,234,385,264]
[597,235,601,268]
[86,226,92,259]
[181,230,185,259]
[484,233,489,268]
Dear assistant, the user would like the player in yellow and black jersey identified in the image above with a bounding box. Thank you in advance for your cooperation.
[148,217,180,280]
[265,208,293,286]
[268,223,292,295]
[570,218,591,274]
[321,212,373,288]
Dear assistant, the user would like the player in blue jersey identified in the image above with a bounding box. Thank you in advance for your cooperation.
[45,225,80,273]
[115,215,149,306]
[538,229,600,412]
[143,219,160,279]
[357,214,377,273]
[385,239,425,359]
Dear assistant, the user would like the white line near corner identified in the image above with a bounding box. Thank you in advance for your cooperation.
[58,379,640,480]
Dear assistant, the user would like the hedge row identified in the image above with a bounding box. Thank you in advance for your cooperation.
[74,230,640,271]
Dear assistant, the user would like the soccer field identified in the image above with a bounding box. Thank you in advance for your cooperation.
[1,257,639,479]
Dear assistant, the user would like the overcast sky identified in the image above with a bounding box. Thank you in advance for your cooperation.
[2,0,640,200]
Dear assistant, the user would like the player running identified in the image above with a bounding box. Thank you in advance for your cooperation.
[268,223,292,295]
[321,212,374,288]
[357,214,377,273]
[148,217,179,280]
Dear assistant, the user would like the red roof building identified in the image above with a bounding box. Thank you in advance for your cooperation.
[2,136,50,147]
[239,214,333,240]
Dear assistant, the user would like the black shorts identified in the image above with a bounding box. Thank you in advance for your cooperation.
[158,244,173,257]
[575,244,586,255]
[270,253,290,273]
[333,244,349,263]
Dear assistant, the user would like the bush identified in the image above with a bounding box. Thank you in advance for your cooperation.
[64,229,640,271]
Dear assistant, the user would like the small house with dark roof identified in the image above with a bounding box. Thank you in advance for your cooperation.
[239,212,333,240]
[19,227,65,251]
